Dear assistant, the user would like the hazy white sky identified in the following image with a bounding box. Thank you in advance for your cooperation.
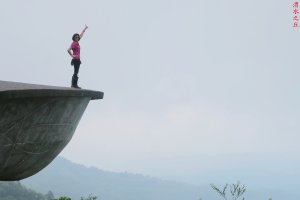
[1,0,300,186]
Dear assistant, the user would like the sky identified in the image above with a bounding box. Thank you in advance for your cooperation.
[1,0,300,189]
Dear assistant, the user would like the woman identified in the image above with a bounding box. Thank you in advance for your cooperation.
[67,25,88,89]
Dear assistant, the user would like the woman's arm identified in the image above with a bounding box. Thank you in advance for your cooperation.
[67,47,74,58]
[79,24,88,39]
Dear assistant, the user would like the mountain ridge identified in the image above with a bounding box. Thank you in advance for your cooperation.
[21,156,300,200]
[21,157,202,200]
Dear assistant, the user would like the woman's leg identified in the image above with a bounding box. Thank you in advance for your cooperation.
[73,63,80,77]
[72,61,81,88]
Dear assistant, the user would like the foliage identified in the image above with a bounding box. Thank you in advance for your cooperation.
[54,195,98,200]
[0,181,99,200]
[53,197,71,200]
[211,182,246,200]
[80,194,98,200]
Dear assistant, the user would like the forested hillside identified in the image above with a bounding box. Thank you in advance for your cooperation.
[0,181,54,200]
[22,157,202,200]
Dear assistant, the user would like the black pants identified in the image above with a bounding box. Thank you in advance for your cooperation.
[71,59,81,76]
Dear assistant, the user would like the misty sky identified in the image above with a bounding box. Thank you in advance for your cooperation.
[1,0,300,188]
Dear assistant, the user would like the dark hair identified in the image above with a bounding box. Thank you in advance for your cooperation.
[72,33,81,41]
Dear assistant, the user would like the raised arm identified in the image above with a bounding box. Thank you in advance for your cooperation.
[79,24,88,39]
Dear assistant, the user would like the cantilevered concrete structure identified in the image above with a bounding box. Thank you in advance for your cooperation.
[0,81,103,181]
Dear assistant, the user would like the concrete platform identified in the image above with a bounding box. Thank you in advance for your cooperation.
[0,81,103,180]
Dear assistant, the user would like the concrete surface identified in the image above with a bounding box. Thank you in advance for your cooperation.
[0,81,103,180]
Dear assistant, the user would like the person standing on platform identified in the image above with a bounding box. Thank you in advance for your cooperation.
[67,25,88,89]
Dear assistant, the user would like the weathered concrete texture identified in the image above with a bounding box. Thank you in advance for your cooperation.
[0,81,103,181]
[0,80,103,100]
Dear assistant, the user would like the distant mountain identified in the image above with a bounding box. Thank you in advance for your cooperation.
[0,181,53,200]
[21,157,203,200]
[21,157,300,200]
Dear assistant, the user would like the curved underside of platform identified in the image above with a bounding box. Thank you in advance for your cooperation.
[0,81,103,180]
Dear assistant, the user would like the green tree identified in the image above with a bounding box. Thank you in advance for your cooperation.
[53,197,71,200]
[80,194,98,200]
